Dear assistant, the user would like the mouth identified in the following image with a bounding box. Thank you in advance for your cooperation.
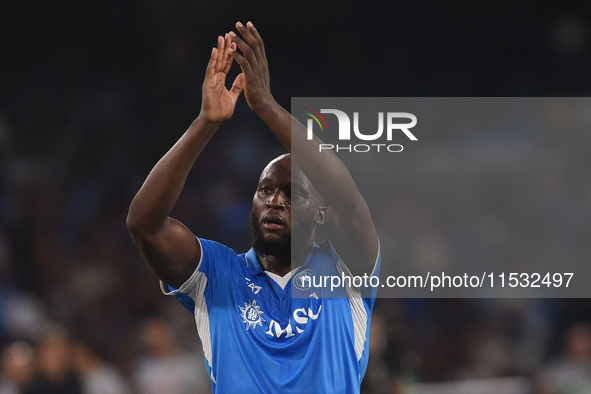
[262,214,285,231]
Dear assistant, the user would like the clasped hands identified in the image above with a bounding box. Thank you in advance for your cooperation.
[200,21,274,124]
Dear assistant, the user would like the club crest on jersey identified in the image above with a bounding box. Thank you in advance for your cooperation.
[239,300,266,330]
[293,269,312,290]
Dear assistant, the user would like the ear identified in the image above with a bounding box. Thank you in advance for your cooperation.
[315,205,328,226]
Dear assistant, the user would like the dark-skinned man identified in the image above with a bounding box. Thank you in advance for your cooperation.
[127,22,380,394]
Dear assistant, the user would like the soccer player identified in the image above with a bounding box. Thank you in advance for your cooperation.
[126,21,380,393]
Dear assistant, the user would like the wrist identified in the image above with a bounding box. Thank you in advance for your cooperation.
[190,115,223,137]
[195,113,223,128]
[252,95,279,116]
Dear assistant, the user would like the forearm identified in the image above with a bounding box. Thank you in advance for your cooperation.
[230,20,377,272]
[127,116,220,234]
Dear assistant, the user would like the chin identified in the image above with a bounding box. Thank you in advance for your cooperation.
[261,228,288,238]
[250,218,286,254]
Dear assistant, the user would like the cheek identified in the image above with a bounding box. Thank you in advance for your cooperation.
[292,206,316,224]
[252,197,265,211]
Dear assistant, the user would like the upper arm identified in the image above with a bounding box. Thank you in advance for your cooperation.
[129,217,201,289]
[324,195,379,277]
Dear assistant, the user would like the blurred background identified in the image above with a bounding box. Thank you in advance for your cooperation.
[1,1,591,393]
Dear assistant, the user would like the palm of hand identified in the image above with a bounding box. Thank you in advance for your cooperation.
[203,71,241,122]
[200,35,244,123]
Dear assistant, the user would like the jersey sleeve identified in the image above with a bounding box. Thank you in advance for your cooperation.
[324,238,381,300]
[319,239,381,379]
[365,239,381,301]
[160,237,235,314]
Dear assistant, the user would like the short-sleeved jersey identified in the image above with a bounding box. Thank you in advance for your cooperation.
[161,238,381,394]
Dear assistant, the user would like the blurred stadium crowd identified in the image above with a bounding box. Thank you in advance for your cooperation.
[2,1,591,393]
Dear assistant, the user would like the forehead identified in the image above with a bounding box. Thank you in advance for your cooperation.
[258,156,309,188]
[259,156,290,180]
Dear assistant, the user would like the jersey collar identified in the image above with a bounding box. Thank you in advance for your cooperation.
[244,247,264,275]
[244,243,320,276]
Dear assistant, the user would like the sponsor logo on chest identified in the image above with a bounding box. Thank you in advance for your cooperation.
[240,277,323,338]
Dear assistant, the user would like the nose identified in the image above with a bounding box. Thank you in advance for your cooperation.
[267,190,286,209]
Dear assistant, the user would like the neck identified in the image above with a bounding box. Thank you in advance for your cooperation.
[257,247,310,276]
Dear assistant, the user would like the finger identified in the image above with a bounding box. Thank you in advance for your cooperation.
[246,21,266,59]
[216,36,226,72]
[228,43,251,73]
[229,73,244,100]
[206,47,218,78]
[229,30,251,59]
[230,27,257,63]
[236,21,262,59]
[222,35,234,75]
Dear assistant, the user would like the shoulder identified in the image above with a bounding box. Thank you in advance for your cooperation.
[306,240,340,275]
[317,239,336,257]
[314,239,343,265]
[319,238,381,271]
[198,237,237,254]
[198,238,244,264]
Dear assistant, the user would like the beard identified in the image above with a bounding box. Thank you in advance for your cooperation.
[249,209,316,259]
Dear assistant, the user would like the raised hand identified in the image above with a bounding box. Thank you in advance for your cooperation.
[200,34,244,123]
[229,21,274,113]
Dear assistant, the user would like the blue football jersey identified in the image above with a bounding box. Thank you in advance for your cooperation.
[161,238,381,394]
